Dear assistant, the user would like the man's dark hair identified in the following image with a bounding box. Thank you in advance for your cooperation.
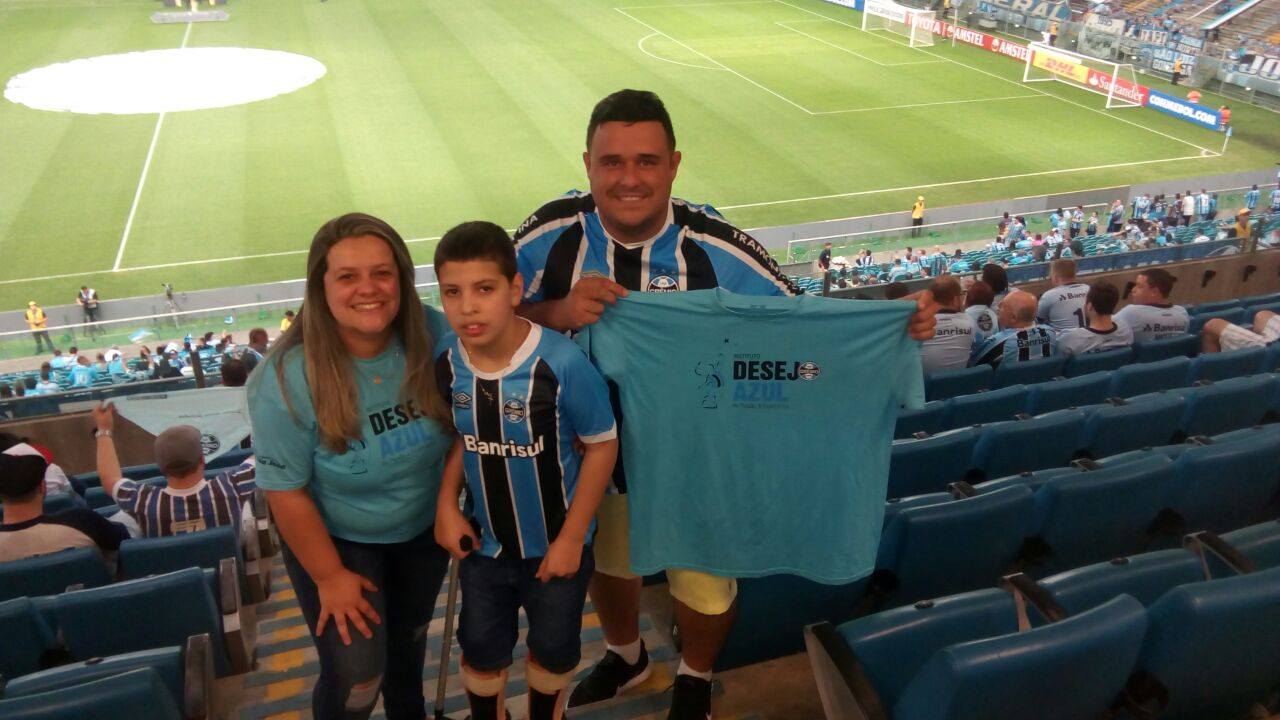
[0,383,11,399]
[0,454,46,502]
[284,310,295,317]
[966,280,995,308]
[981,263,1009,294]
[587,90,676,152]
[220,358,249,387]
[248,328,268,346]
[434,221,518,280]
[884,282,910,300]
[1138,268,1175,298]
[23,377,36,391]
[69,346,77,354]
[1087,282,1120,316]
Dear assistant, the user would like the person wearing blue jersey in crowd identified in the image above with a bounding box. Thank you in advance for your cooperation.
[1036,259,1090,332]
[1271,186,1280,212]
[512,89,938,719]
[1108,199,1125,232]
[1070,205,1084,239]
[432,222,618,720]
[1245,184,1260,211]
[970,291,1056,368]
[964,280,999,344]
[247,213,455,720]
[70,355,97,388]
[1049,208,1063,234]
[1057,282,1133,356]
[948,250,972,274]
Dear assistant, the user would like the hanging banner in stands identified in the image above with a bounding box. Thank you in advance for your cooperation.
[1144,89,1221,129]
[112,386,250,461]
[1229,52,1280,81]
[974,0,1070,21]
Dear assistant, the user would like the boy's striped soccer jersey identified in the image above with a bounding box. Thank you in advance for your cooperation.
[435,322,616,560]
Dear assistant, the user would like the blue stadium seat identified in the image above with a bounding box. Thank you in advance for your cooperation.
[716,573,867,671]
[1040,549,1206,615]
[0,597,64,679]
[1062,347,1134,377]
[41,492,78,515]
[1108,356,1191,397]
[118,525,266,604]
[1167,434,1280,535]
[883,491,956,530]
[1188,306,1247,335]
[969,409,1087,479]
[82,485,112,509]
[1024,372,1111,415]
[973,466,1083,494]
[53,566,251,677]
[895,400,952,439]
[892,596,1147,720]
[1209,423,1280,445]
[1191,298,1242,315]
[1178,374,1276,437]
[1131,335,1199,363]
[989,355,1065,389]
[947,385,1029,426]
[1126,567,1280,720]
[1241,292,1280,308]
[0,547,113,603]
[874,485,1034,607]
[887,427,981,499]
[0,667,183,720]
[1186,347,1267,383]
[1026,456,1175,575]
[925,365,992,401]
[1219,519,1280,571]
[1263,343,1280,373]
[1082,393,1185,458]
[206,447,253,470]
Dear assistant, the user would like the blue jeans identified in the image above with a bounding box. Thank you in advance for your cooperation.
[283,527,450,720]
[458,546,594,675]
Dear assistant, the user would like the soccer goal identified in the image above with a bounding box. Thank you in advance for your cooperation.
[1022,42,1143,109]
[861,0,935,48]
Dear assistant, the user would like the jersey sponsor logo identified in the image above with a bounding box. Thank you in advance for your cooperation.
[463,433,546,458]
[647,274,678,292]
[453,392,471,409]
[200,433,221,456]
[731,359,822,382]
[503,398,527,423]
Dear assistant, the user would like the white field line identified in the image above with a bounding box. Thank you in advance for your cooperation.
[112,20,193,272]
[614,6,817,114]
[637,32,724,69]
[617,0,775,8]
[810,93,1042,115]
[769,0,1223,157]
[775,20,941,66]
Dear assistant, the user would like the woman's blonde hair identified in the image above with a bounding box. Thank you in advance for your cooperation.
[268,212,451,453]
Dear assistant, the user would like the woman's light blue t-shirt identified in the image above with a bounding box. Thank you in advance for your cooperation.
[246,307,453,543]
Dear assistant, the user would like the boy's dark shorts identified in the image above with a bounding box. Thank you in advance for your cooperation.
[458,545,594,674]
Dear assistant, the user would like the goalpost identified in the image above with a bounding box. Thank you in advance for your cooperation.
[1023,42,1143,109]
[861,0,936,48]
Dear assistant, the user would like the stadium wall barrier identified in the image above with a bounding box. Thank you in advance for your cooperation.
[1,393,170,473]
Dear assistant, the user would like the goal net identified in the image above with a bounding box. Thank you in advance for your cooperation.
[1022,42,1143,109]
[861,0,935,48]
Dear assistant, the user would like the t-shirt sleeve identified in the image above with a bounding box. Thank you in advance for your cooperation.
[56,509,129,553]
[514,224,566,305]
[228,462,258,503]
[1036,294,1052,324]
[559,347,618,444]
[246,355,316,491]
[113,478,142,513]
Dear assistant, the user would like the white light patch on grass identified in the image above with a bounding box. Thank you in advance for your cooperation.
[4,48,326,115]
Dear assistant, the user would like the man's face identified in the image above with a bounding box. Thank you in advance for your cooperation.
[1130,274,1161,305]
[583,120,681,244]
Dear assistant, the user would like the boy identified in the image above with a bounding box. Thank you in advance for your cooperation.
[432,221,618,720]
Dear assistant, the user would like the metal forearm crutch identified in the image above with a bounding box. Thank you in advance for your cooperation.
[434,535,470,720]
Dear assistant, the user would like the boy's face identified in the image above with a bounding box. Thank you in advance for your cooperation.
[438,259,523,350]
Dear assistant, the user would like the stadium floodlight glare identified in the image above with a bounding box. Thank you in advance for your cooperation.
[1022,42,1143,109]
[861,0,935,48]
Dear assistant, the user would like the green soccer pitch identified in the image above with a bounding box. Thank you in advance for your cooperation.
[2,0,1277,311]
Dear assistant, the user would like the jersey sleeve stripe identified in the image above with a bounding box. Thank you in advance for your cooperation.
[673,200,801,296]
[514,193,590,247]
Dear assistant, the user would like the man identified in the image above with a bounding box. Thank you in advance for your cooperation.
[25,301,53,354]
[512,89,937,718]
[1201,309,1280,353]
[887,257,911,282]
[817,242,833,275]
[911,196,925,238]
[1245,184,1260,212]
[1133,193,1151,220]
[1180,191,1195,227]
[238,327,269,376]
[1195,189,1211,220]
[1271,185,1280,213]
[1113,268,1190,342]
[280,309,295,332]
[93,403,257,540]
[1218,105,1231,132]
[1108,200,1125,233]
[32,365,60,395]
[75,286,100,330]
[1058,282,1134,356]
[920,277,977,372]
[970,291,1056,368]
[1069,205,1084,239]
[1171,57,1183,85]
[1036,259,1090,331]
[0,453,127,564]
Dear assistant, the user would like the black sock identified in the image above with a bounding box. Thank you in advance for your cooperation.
[466,691,501,720]
[527,688,563,720]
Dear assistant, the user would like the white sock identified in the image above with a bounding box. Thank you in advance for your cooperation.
[677,659,712,682]
[607,639,642,665]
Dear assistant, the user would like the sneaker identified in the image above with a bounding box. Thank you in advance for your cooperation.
[567,643,652,707]
[667,673,713,720]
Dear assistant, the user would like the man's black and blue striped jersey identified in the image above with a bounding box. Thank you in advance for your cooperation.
[435,322,616,560]
[513,192,801,299]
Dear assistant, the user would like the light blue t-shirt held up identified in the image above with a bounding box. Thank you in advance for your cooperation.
[581,289,924,584]
[246,307,454,543]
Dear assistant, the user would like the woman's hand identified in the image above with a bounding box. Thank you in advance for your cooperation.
[314,567,381,646]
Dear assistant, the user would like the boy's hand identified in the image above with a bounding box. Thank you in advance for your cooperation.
[535,537,582,582]
[435,505,478,560]
[91,401,115,432]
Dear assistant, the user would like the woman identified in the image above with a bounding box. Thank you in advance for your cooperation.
[247,213,455,719]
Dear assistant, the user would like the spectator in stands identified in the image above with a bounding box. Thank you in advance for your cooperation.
[855,249,874,269]
[1007,214,1026,245]
[1037,259,1090,331]
[25,301,53,354]
[981,263,1011,310]
[1,432,78,499]
[33,365,59,395]
[1132,193,1150,220]
[884,281,911,300]
[1231,209,1253,239]
[246,213,456,720]
[220,357,249,388]
[1114,268,1190,342]
[0,383,11,399]
[1195,189,1211,220]
[21,378,35,396]
[280,309,296,332]
[920,276,976,372]
[997,211,1011,242]
[1070,206,1084,239]
[239,327,269,376]
[1108,200,1125,232]
[152,356,182,380]
[0,453,127,564]
[969,291,1057,368]
[1058,282,1133,356]
[1180,192,1195,226]
[964,279,999,342]
[70,356,97,388]
[887,258,910,281]
[948,249,972,273]
[92,403,256,540]
[816,242,832,275]
[1245,184,1260,212]
[1270,185,1280,213]
[1200,309,1280,353]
